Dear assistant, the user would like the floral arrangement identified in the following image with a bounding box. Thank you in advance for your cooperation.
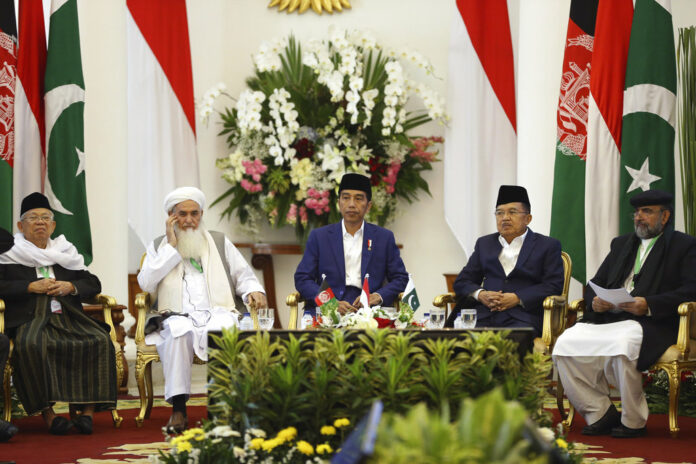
[154,420,351,464]
[644,369,696,417]
[313,304,420,329]
[201,28,446,240]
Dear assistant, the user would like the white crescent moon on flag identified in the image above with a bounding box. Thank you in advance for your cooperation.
[406,294,417,308]
[44,83,85,215]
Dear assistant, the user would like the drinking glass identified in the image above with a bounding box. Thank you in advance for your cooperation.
[460,309,477,329]
[258,308,275,330]
[429,308,445,329]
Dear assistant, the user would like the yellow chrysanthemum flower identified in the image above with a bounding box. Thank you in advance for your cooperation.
[320,425,337,435]
[296,440,314,455]
[176,440,192,453]
[556,438,568,449]
[262,438,282,451]
[316,443,334,455]
[250,437,265,450]
[333,418,350,428]
[276,426,298,442]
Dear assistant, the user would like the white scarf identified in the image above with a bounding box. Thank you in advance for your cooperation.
[0,233,86,270]
[153,230,236,314]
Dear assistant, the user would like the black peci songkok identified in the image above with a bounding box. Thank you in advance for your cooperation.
[20,192,52,216]
[496,185,530,211]
[339,173,372,201]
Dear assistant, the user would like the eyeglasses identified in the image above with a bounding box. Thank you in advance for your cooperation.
[494,210,529,218]
[23,214,54,223]
[632,207,664,219]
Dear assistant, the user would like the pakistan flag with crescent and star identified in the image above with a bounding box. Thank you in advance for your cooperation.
[44,0,92,264]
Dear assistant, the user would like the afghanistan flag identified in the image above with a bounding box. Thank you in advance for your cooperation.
[619,0,676,234]
[315,276,340,324]
[0,0,17,231]
[549,0,599,283]
[43,0,92,264]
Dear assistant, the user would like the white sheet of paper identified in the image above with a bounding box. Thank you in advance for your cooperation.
[588,281,635,312]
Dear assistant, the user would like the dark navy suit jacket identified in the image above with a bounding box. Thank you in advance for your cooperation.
[294,221,409,309]
[453,229,564,333]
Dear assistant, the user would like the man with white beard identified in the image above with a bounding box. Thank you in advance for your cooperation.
[138,187,266,433]
[553,190,696,438]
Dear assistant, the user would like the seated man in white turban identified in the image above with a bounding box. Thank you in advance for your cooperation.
[138,186,267,433]
[0,193,117,436]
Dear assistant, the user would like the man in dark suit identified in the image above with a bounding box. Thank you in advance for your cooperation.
[0,193,117,436]
[0,227,18,443]
[452,185,564,335]
[553,190,696,438]
[295,173,409,314]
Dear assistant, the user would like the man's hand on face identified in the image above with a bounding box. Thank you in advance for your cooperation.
[337,300,358,315]
[28,278,55,294]
[592,296,615,313]
[247,292,267,309]
[46,281,76,297]
[618,297,649,316]
[166,214,178,248]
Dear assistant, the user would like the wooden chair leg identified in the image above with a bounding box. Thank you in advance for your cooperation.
[145,362,154,419]
[135,354,149,427]
[111,408,123,428]
[663,364,681,437]
[556,377,575,428]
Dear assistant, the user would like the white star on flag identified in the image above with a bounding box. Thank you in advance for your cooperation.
[625,157,661,193]
[75,147,85,176]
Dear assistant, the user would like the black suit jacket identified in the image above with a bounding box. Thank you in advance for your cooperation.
[0,264,101,330]
[584,230,696,370]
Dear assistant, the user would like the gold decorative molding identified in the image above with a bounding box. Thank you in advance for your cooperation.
[267,0,352,14]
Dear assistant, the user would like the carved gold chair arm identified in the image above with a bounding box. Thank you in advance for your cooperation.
[540,295,568,352]
[0,298,5,334]
[135,292,151,345]
[286,291,301,330]
[569,298,585,313]
[94,294,119,345]
[676,301,695,360]
[433,292,456,308]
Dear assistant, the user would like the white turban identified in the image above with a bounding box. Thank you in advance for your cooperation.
[163,187,206,213]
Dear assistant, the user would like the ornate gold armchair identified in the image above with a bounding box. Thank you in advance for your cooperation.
[0,294,123,427]
[563,298,696,437]
[133,290,260,427]
[433,252,573,419]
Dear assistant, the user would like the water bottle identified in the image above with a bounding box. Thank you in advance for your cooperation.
[453,311,463,329]
[421,311,430,328]
[239,312,254,330]
[300,310,314,330]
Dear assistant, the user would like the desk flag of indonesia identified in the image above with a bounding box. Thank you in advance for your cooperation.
[359,274,370,310]
[402,274,420,311]
[315,275,339,324]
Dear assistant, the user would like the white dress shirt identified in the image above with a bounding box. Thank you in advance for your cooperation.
[342,220,364,288]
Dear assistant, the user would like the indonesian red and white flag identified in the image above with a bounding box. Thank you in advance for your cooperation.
[445,0,517,256]
[359,274,370,310]
[126,0,199,246]
[584,0,633,278]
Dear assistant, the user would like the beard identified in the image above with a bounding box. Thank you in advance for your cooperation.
[175,221,208,259]
[634,219,665,239]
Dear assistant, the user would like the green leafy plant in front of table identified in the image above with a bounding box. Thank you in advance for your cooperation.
[207,328,552,442]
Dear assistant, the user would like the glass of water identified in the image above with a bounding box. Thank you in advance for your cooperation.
[460,309,477,329]
[258,308,275,330]
[429,308,445,329]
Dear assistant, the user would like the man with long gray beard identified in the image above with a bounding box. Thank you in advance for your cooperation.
[553,189,696,438]
[138,187,266,433]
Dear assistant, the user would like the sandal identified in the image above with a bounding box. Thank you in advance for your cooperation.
[49,416,74,435]
[73,415,93,435]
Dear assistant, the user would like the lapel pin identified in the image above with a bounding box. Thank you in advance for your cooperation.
[368,239,372,251]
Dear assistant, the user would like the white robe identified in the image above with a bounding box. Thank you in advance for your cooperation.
[137,235,264,401]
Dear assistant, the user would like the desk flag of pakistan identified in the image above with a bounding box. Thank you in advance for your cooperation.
[44,0,92,264]
[402,274,420,311]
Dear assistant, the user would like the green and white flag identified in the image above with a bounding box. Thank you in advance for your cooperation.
[401,274,420,311]
[619,0,676,233]
[44,0,92,264]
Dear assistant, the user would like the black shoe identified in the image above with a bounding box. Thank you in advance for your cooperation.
[611,423,646,438]
[73,415,93,435]
[582,404,621,436]
[0,419,18,442]
[49,416,74,435]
